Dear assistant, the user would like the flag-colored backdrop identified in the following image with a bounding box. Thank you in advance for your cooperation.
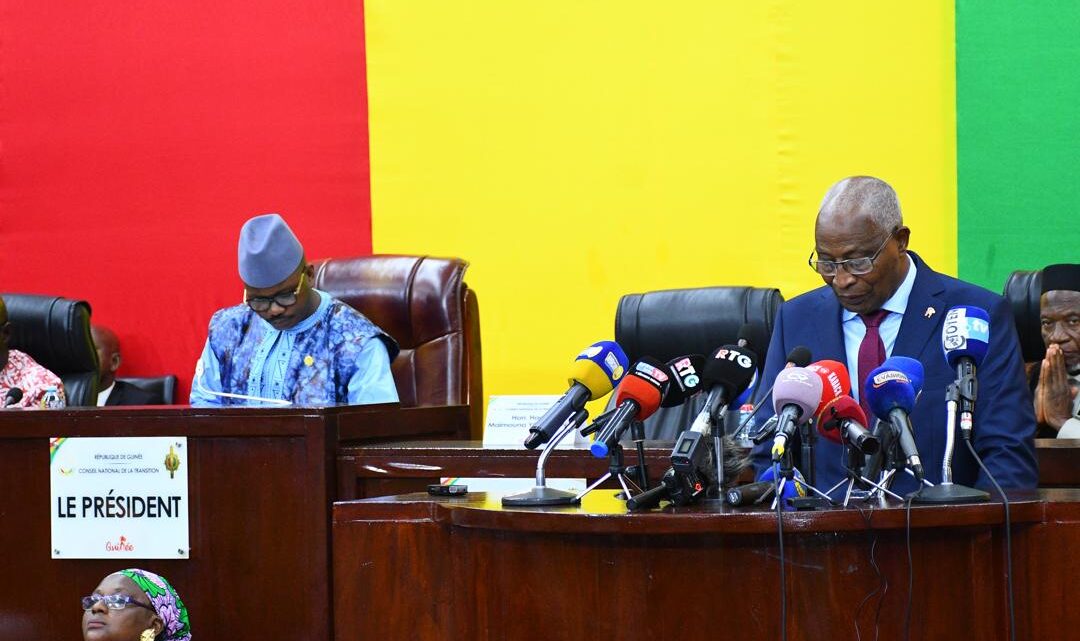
[1,1,1074,413]
[366,1,956,407]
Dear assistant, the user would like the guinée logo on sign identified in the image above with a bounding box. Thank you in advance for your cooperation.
[104,535,135,553]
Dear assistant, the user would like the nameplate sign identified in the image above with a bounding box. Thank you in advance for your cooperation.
[50,437,190,559]
[483,395,588,449]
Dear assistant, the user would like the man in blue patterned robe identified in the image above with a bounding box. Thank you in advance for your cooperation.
[190,213,399,406]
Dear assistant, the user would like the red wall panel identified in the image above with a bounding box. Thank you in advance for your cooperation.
[0,1,372,400]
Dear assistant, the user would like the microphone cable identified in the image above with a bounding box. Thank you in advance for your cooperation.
[964,439,1016,641]
[849,502,887,641]
[904,496,914,641]
[772,462,787,641]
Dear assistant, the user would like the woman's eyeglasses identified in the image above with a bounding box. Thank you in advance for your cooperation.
[81,593,157,612]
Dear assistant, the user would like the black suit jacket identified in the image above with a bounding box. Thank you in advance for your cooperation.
[103,380,160,406]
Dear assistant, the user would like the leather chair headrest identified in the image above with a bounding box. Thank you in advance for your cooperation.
[616,286,783,365]
[1,294,98,375]
[1003,269,1045,363]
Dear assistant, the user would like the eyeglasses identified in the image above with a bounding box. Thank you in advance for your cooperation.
[808,229,896,277]
[81,593,157,612]
[244,272,305,312]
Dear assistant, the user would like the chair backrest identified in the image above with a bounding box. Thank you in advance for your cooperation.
[1003,269,1045,363]
[118,375,179,405]
[312,255,482,438]
[1,294,99,406]
[613,285,784,440]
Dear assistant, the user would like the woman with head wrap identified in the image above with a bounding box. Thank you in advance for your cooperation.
[82,568,191,641]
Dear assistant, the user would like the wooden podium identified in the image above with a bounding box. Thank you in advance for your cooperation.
[0,404,464,641]
[332,488,1080,641]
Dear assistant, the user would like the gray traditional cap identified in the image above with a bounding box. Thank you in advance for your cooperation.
[237,213,304,288]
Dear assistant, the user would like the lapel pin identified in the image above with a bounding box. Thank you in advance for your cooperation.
[924,307,936,319]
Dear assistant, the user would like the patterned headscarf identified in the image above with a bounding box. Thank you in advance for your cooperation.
[118,569,192,641]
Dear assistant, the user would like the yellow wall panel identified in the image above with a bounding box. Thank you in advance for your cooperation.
[365,1,956,411]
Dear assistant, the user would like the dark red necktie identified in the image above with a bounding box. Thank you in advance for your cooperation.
[858,309,890,420]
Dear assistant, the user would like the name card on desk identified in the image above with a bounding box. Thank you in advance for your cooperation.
[50,437,190,559]
[483,395,588,449]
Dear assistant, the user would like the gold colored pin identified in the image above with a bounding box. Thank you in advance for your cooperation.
[924,307,936,319]
[304,355,314,366]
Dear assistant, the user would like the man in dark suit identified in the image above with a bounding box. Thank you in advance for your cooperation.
[91,325,158,406]
[752,176,1037,494]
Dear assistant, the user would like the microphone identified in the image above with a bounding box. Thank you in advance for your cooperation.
[942,305,990,438]
[193,361,292,406]
[671,345,759,473]
[589,358,669,458]
[737,321,770,355]
[659,354,706,408]
[769,367,823,461]
[725,481,774,507]
[817,394,879,454]
[749,465,808,509]
[742,346,813,440]
[806,360,849,436]
[3,387,23,407]
[864,359,926,482]
[524,341,629,449]
[695,345,759,424]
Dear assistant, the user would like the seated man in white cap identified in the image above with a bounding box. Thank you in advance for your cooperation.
[190,213,399,406]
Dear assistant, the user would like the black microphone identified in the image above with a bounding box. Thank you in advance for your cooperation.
[725,481,774,507]
[660,354,706,408]
[3,387,23,407]
[737,321,770,356]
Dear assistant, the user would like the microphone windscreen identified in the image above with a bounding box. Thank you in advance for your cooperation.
[786,346,812,368]
[660,354,706,408]
[737,321,770,355]
[702,345,759,401]
[942,305,991,369]
[881,356,925,394]
[807,360,850,418]
[863,365,917,419]
[570,340,630,400]
[771,367,823,420]
[614,358,669,420]
[816,394,868,444]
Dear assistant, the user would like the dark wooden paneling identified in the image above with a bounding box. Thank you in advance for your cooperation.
[333,490,1075,641]
[0,405,458,641]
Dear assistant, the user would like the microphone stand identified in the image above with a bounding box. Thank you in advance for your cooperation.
[502,409,589,507]
[771,447,836,510]
[911,378,988,504]
[575,440,645,503]
[824,432,902,506]
[799,419,816,487]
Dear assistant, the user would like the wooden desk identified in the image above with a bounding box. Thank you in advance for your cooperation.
[333,489,1080,641]
[0,404,463,641]
[340,439,1080,500]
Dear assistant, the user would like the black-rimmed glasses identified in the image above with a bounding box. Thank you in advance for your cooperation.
[244,272,305,312]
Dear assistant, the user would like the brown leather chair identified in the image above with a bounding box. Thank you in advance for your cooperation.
[312,255,482,438]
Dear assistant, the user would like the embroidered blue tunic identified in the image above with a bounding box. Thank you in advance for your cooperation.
[190,290,399,406]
